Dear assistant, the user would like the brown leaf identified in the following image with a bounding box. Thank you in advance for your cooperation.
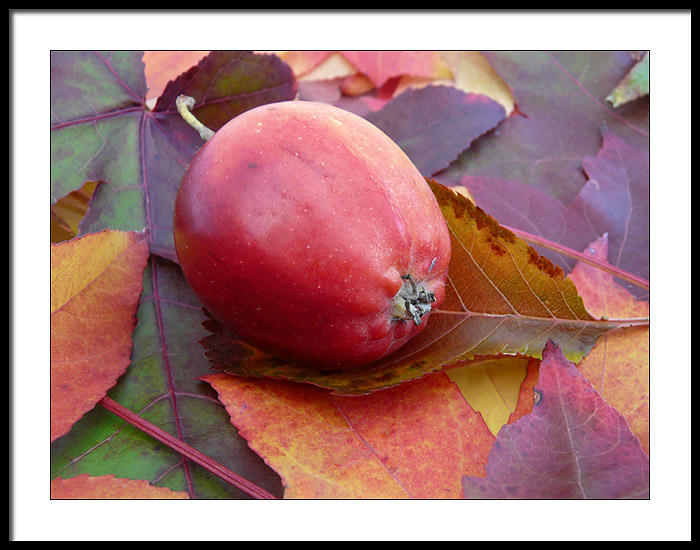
[50,181,100,243]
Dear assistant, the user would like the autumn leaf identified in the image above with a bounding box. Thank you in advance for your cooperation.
[453,126,649,295]
[143,50,210,102]
[274,51,334,79]
[341,51,446,88]
[50,51,294,498]
[424,180,629,362]
[579,125,649,287]
[606,51,649,108]
[462,340,649,499]
[199,180,633,395]
[46,50,652,504]
[51,255,284,499]
[365,85,506,176]
[51,473,189,499]
[569,235,649,453]
[340,73,376,96]
[50,180,100,243]
[446,356,539,436]
[203,370,496,499]
[51,230,149,441]
[51,50,297,262]
[443,51,649,203]
[295,51,352,81]
[439,51,515,115]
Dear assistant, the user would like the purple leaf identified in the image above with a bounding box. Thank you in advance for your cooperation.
[443,51,649,203]
[365,85,506,176]
[454,126,648,296]
[462,340,649,499]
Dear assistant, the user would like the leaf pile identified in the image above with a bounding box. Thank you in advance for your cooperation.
[50,50,649,500]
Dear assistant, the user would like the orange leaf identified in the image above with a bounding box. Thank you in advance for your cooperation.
[568,235,649,453]
[340,73,375,96]
[203,371,495,498]
[341,51,444,87]
[507,357,540,426]
[51,474,189,499]
[143,50,209,100]
[51,230,149,441]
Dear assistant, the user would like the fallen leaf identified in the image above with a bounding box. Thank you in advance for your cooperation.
[297,51,356,81]
[204,370,495,498]
[51,473,189,499]
[340,73,376,96]
[449,184,474,202]
[365,85,506,176]
[341,51,444,88]
[453,126,649,296]
[51,51,296,263]
[443,51,649,203]
[50,180,100,243]
[200,180,629,395]
[579,125,649,286]
[143,51,209,101]
[446,356,538,435]
[440,51,515,115]
[275,51,334,78]
[51,230,149,441]
[462,340,649,499]
[606,51,649,107]
[568,235,649,453]
[357,76,401,111]
[423,181,628,363]
[390,74,453,98]
[51,255,285,500]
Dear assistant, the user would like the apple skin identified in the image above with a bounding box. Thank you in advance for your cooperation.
[174,100,451,369]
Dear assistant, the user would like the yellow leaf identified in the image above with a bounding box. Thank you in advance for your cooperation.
[300,52,357,81]
[447,356,529,435]
[50,180,99,243]
[440,51,515,115]
[51,230,149,441]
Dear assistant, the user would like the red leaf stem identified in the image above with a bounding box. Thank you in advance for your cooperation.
[504,225,650,291]
[99,396,277,499]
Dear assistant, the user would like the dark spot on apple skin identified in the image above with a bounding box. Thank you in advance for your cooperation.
[247,162,258,169]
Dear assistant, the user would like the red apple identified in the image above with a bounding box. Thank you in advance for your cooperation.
[174,100,451,369]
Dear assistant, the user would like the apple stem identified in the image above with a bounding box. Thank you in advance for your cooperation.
[175,95,215,142]
[392,274,436,325]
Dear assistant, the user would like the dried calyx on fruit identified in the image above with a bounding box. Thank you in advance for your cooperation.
[173,97,451,370]
[393,273,437,326]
